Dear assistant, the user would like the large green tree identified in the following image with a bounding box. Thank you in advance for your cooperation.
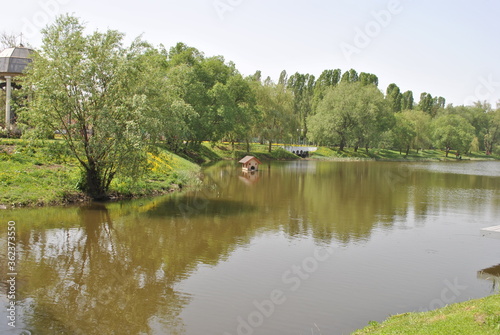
[211,73,257,149]
[418,92,445,117]
[163,43,244,148]
[340,68,359,84]
[22,15,152,199]
[406,109,432,152]
[392,111,417,156]
[431,114,475,157]
[359,72,378,87]
[386,83,402,113]
[288,72,315,141]
[350,84,392,152]
[401,90,414,110]
[484,107,500,155]
[308,82,389,151]
[312,69,341,112]
[252,80,294,152]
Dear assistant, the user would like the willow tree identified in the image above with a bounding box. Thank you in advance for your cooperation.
[308,82,389,151]
[23,15,152,199]
[252,80,294,152]
[431,114,475,157]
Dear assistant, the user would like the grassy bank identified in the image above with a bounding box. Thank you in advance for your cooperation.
[0,139,200,207]
[311,146,500,161]
[353,293,500,334]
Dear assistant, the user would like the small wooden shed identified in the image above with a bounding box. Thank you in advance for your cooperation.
[239,156,261,172]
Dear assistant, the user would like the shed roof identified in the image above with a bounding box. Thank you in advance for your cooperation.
[238,155,261,164]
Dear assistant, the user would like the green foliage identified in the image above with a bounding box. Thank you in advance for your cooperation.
[252,80,295,151]
[287,72,316,139]
[401,90,414,110]
[432,114,476,156]
[386,83,402,113]
[267,147,297,160]
[22,15,153,199]
[392,111,416,155]
[39,140,73,164]
[483,107,500,154]
[308,82,390,151]
[359,72,378,86]
[418,92,445,117]
[312,69,342,111]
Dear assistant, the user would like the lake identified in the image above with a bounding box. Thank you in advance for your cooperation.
[1,160,499,335]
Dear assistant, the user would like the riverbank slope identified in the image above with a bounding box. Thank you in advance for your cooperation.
[0,139,201,207]
[310,146,500,162]
[352,293,500,334]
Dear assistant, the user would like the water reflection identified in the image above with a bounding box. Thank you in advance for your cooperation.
[238,171,260,185]
[478,264,500,292]
[0,160,499,334]
[11,204,189,335]
[202,160,500,244]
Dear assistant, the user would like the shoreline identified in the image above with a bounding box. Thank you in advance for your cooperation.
[352,293,500,334]
[1,140,499,209]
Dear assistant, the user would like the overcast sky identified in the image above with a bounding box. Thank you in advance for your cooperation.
[3,0,500,106]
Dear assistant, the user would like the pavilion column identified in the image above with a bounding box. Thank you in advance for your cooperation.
[5,75,12,130]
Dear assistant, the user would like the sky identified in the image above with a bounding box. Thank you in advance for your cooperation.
[3,0,500,106]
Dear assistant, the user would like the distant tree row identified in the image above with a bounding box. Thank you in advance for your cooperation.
[9,15,500,198]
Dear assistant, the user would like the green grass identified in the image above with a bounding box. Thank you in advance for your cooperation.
[353,294,500,334]
[0,139,81,206]
[0,139,200,207]
[110,147,200,197]
[310,147,500,162]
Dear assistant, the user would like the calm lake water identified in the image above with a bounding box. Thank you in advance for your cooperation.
[1,160,500,335]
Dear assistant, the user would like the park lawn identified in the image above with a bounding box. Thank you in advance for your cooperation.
[0,139,81,206]
[0,139,200,207]
[353,293,500,335]
[311,147,500,161]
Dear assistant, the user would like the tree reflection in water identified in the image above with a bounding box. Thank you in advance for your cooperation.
[21,204,188,335]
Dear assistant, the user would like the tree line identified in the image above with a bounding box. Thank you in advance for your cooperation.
[5,15,500,198]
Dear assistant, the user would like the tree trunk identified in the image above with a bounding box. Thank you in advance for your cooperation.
[405,145,410,157]
[486,143,494,155]
[339,138,346,152]
[268,140,272,153]
[354,145,358,152]
[84,167,109,200]
[445,147,450,157]
[246,139,250,153]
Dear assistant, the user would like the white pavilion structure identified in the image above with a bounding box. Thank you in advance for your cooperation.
[0,46,33,130]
